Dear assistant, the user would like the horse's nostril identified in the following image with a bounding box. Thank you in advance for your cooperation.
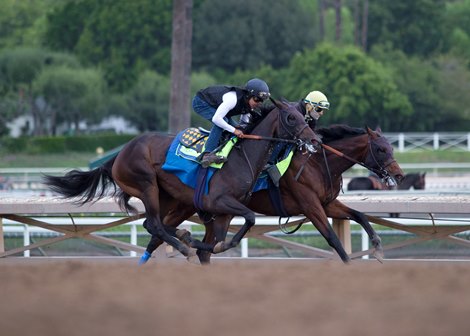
[396,174,404,183]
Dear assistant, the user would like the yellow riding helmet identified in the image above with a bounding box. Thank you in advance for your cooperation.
[304,91,330,110]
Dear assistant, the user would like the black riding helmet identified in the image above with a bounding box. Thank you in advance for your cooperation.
[245,78,270,101]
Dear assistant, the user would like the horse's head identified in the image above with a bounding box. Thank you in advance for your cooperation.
[270,98,321,151]
[364,127,404,186]
[414,172,426,189]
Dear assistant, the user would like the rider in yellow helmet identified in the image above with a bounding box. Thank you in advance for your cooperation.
[299,90,330,129]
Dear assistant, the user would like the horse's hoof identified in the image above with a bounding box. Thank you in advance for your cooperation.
[373,248,384,263]
[176,229,191,242]
[213,241,225,254]
[138,251,152,265]
[187,249,201,265]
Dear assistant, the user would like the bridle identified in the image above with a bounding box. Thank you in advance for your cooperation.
[242,107,317,154]
[363,139,397,186]
[321,134,397,186]
[237,106,316,193]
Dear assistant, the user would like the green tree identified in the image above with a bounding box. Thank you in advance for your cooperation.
[124,71,170,132]
[0,47,84,135]
[284,43,412,131]
[444,0,470,65]
[33,66,106,135]
[0,47,50,135]
[43,0,96,52]
[73,0,172,92]
[192,0,315,73]
[367,0,448,57]
[433,55,470,131]
[371,45,442,131]
[0,0,59,48]
[0,91,25,136]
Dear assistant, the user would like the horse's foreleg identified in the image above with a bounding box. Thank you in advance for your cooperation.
[310,219,350,263]
[196,218,215,264]
[350,210,383,262]
[299,200,350,263]
[325,200,383,263]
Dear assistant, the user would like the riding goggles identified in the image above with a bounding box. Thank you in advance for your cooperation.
[256,91,271,100]
[304,99,330,111]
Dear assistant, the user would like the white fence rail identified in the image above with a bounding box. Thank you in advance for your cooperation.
[383,132,470,152]
[4,215,470,259]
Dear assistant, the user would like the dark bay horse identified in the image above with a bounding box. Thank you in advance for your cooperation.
[43,100,318,262]
[348,172,425,191]
[144,125,405,264]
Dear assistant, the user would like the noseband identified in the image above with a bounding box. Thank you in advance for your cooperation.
[364,138,397,184]
[320,133,396,185]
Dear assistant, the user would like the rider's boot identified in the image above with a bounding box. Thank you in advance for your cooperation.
[200,152,227,168]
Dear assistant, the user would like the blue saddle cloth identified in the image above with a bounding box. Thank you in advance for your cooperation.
[161,128,293,194]
[162,128,216,194]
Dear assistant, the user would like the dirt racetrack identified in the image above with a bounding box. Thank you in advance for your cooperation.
[1,257,470,336]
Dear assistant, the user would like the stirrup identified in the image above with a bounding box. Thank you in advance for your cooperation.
[200,153,227,168]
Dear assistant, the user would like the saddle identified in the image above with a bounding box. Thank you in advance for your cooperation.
[177,127,236,167]
[179,127,208,153]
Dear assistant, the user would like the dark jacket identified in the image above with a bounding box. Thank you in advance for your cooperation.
[196,85,252,117]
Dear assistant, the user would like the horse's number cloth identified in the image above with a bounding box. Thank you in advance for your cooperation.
[162,127,294,193]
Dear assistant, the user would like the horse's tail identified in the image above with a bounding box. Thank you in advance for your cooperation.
[115,189,138,215]
[43,157,117,205]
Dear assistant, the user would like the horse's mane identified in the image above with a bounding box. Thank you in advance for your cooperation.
[316,124,366,143]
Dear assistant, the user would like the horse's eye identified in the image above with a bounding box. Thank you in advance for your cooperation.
[286,114,296,125]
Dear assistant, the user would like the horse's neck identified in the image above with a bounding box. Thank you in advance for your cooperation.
[325,134,369,177]
[224,110,278,185]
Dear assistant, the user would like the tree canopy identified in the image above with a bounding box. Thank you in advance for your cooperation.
[2,0,470,135]
[192,0,316,72]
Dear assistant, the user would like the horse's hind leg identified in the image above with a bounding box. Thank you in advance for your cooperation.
[212,204,256,254]
[139,235,162,265]
[141,203,214,264]
[140,191,199,264]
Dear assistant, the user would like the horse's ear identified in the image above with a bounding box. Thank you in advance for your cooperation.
[365,126,373,135]
[269,97,279,107]
[269,97,285,109]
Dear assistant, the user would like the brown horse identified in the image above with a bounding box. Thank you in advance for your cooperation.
[348,172,425,191]
[347,173,392,191]
[143,125,405,264]
[43,99,319,263]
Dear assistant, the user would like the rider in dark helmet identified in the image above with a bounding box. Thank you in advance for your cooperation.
[192,78,271,168]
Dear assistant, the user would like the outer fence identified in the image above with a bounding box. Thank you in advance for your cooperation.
[1,194,470,260]
[383,132,470,152]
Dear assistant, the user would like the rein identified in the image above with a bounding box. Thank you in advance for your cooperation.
[241,106,316,153]
[320,142,392,180]
[242,134,303,145]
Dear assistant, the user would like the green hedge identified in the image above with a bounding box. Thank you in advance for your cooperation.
[1,134,136,154]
